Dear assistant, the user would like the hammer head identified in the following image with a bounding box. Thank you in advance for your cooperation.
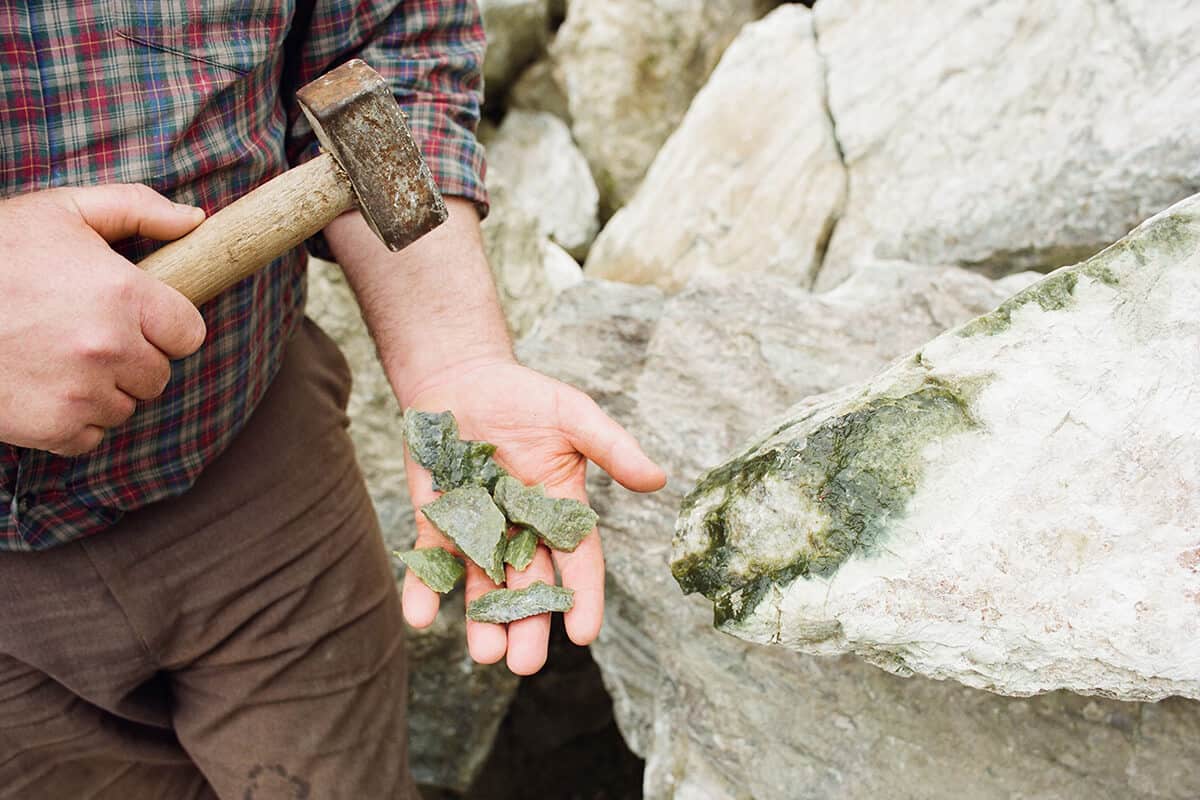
[296,59,448,251]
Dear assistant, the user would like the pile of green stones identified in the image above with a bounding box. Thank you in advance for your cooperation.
[394,410,597,624]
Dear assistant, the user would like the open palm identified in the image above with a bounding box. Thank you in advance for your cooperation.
[400,360,666,675]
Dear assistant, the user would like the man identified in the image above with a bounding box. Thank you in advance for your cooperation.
[0,2,665,797]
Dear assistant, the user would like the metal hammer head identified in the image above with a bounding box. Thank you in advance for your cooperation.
[296,59,448,251]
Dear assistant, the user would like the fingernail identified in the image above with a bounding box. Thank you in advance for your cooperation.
[174,202,205,219]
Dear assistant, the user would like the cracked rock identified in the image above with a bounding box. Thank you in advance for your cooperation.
[467,581,575,623]
[676,194,1200,702]
[813,0,1200,289]
[422,486,508,584]
[587,5,845,292]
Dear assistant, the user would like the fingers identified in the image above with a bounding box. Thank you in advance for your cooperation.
[464,564,507,664]
[559,387,667,493]
[401,455,449,628]
[115,340,172,401]
[553,527,605,646]
[136,275,207,359]
[504,543,555,675]
[67,183,206,243]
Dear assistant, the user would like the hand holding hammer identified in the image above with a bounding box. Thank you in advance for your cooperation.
[139,59,448,305]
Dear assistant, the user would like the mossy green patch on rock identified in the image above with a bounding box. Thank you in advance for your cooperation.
[673,379,976,626]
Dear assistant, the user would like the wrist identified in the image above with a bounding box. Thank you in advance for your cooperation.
[391,349,517,409]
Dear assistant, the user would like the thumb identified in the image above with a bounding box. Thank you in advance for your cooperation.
[136,272,208,359]
[66,183,206,243]
[561,387,668,493]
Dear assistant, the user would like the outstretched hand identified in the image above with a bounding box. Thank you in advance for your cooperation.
[400,359,666,675]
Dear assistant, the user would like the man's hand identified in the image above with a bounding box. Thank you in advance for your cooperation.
[401,361,666,675]
[0,185,208,455]
[326,196,666,674]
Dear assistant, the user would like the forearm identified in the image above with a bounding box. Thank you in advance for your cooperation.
[324,197,513,407]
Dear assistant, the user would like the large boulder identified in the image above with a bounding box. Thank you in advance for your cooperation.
[813,0,1200,289]
[550,0,777,216]
[304,260,521,792]
[675,195,1200,703]
[586,5,844,292]
[518,269,1200,799]
[486,110,599,260]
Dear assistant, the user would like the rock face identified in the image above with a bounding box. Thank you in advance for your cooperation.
[675,195,1200,703]
[517,271,1200,799]
[479,0,550,101]
[813,0,1200,289]
[586,5,844,292]
[487,110,599,259]
[550,0,776,215]
[304,261,521,792]
[481,176,582,337]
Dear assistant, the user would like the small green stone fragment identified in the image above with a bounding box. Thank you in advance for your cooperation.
[403,409,508,492]
[466,581,575,623]
[394,547,465,593]
[421,486,507,583]
[504,528,538,571]
[492,476,598,552]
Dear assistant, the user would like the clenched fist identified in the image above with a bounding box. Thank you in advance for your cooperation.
[0,184,207,455]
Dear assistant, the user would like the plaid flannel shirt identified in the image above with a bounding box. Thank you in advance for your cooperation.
[0,0,488,551]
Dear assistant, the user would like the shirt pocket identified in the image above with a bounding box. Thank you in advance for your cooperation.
[109,0,291,75]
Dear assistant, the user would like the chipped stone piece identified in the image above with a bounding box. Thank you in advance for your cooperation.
[466,581,575,623]
[504,528,538,571]
[403,409,507,492]
[492,475,598,552]
[421,486,507,584]
[395,547,466,594]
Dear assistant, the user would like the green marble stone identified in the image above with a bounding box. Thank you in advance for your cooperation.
[421,486,507,584]
[403,409,508,492]
[466,581,575,623]
[394,547,465,593]
[503,528,538,571]
[492,476,598,552]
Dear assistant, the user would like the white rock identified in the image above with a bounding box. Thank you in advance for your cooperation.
[676,194,1200,702]
[508,58,570,122]
[487,110,599,259]
[551,0,775,214]
[481,174,583,337]
[813,0,1200,289]
[586,5,845,292]
[519,270,1200,799]
[479,0,550,99]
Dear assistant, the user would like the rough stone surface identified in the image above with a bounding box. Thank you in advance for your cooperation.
[403,409,507,492]
[396,547,466,594]
[504,528,538,571]
[550,0,776,215]
[468,581,575,623]
[508,58,570,122]
[516,271,1200,799]
[813,0,1200,289]
[482,175,583,337]
[487,110,599,260]
[423,486,508,584]
[676,195,1200,703]
[587,5,844,292]
[493,475,597,552]
[479,0,550,101]
[305,260,521,793]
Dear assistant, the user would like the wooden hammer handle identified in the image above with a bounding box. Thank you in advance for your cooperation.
[138,153,355,306]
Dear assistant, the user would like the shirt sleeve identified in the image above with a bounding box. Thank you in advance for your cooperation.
[284,0,489,219]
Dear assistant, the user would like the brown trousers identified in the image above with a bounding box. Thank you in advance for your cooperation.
[0,319,417,799]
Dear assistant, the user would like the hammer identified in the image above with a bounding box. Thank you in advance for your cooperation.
[138,59,448,306]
